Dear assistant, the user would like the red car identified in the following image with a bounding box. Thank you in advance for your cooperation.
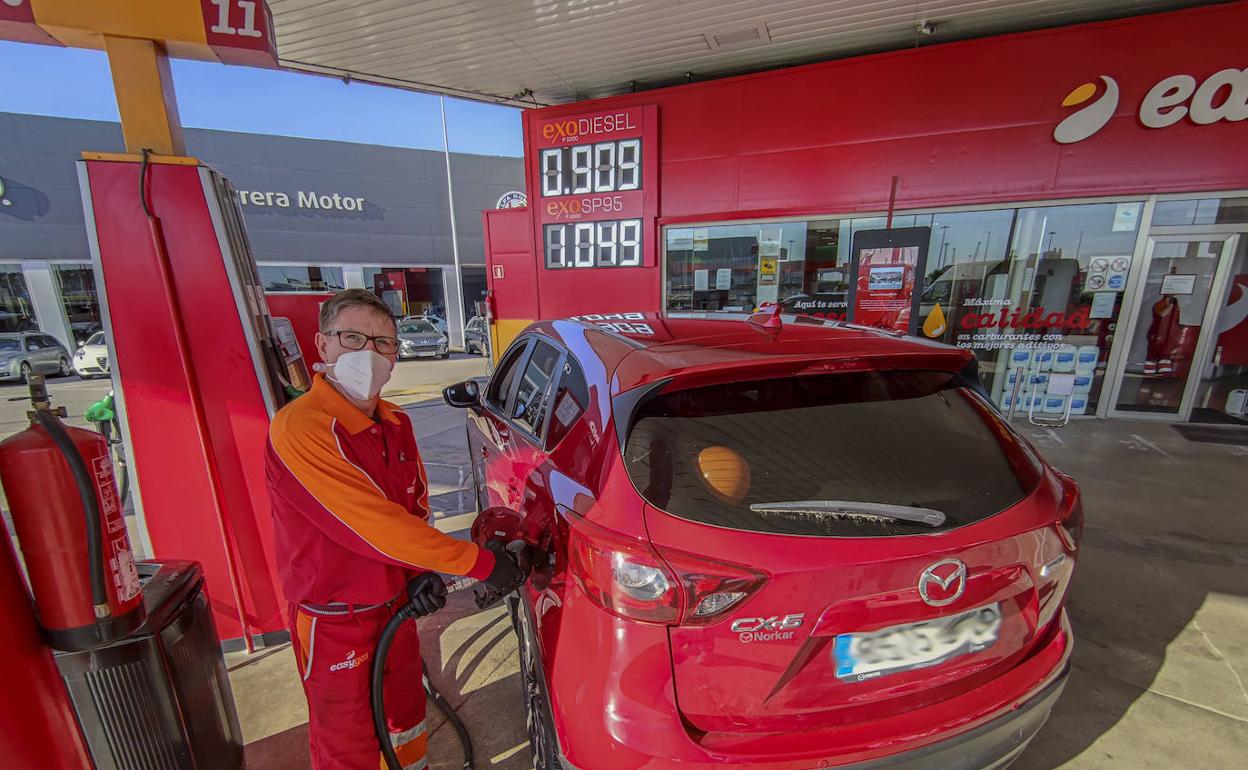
[443,312,1080,770]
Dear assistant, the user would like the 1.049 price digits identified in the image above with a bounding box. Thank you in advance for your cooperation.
[546,220,642,269]
[541,139,641,197]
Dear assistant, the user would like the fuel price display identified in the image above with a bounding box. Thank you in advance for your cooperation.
[544,220,642,269]
[541,139,642,197]
[531,105,655,270]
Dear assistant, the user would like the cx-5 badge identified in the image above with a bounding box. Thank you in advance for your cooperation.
[731,614,804,643]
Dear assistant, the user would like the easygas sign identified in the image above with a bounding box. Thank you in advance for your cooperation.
[1055,67,1248,143]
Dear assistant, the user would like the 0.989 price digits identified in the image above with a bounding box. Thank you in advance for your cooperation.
[541,139,641,197]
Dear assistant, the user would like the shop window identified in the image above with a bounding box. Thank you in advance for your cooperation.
[664,200,1145,417]
[1192,238,1248,424]
[259,265,345,293]
[0,265,37,334]
[974,202,1143,415]
[53,264,102,347]
[363,266,446,321]
[1153,197,1248,227]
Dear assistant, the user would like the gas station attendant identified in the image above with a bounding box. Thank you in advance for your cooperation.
[265,289,522,770]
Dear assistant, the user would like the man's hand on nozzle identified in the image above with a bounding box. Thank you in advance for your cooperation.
[481,539,525,594]
[405,572,448,617]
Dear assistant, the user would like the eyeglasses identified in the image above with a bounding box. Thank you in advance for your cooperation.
[326,330,400,355]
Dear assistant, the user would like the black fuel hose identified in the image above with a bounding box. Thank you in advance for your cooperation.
[371,605,475,770]
[424,660,475,770]
[33,410,108,616]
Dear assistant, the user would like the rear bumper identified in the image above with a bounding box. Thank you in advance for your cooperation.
[830,662,1067,770]
[555,666,1066,770]
[549,604,1073,770]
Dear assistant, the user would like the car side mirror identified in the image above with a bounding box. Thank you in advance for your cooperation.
[443,380,480,409]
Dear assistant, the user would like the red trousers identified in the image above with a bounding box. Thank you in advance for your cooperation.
[291,603,427,770]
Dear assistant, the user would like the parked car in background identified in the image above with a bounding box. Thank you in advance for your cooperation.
[73,331,110,378]
[0,332,73,382]
[464,316,488,355]
[397,318,449,360]
[444,312,1080,770]
[400,313,448,336]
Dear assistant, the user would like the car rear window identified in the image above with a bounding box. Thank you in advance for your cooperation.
[399,321,438,334]
[622,370,1040,537]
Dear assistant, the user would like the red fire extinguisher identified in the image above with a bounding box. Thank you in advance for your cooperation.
[0,374,144,650]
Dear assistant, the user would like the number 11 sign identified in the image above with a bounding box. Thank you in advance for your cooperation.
[201,0,279,66]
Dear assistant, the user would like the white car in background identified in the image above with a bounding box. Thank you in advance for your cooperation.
[73,331,110,378]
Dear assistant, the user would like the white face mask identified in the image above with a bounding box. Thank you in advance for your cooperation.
[326,350,393,402]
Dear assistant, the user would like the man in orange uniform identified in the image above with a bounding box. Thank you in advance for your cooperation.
[266,290,522,770]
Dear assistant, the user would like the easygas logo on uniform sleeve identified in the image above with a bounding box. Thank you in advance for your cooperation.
[1055,67,1247,143]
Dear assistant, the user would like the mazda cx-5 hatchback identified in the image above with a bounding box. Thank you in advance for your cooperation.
[444,312,1080,770]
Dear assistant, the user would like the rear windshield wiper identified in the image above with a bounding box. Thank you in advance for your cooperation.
[748,500,946,528]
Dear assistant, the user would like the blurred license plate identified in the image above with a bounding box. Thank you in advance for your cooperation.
[834,603,1001,682]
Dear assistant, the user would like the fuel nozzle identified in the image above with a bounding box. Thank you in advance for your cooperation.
[468,540,545,611]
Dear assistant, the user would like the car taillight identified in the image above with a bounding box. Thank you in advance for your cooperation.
[1053,471,1084,551]
[566,512,766,626]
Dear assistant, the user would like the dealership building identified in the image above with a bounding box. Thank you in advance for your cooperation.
[0,112,524,352]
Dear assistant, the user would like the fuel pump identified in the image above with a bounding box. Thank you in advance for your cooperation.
[0,374,144,649]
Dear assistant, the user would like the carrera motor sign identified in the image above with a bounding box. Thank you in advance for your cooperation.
[530,105,658,270]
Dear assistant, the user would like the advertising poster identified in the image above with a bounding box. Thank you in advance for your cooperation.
[1113,202,1142,232]
[1090,291,1118,319]
[848,226,931,335]
[759,257,778,285]
[759,228,782,258]
[1160,273,1197,295]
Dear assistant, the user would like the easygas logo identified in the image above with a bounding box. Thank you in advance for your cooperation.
[329,649,370,673]
[1055,68,1248,143]
[0,177,10,207]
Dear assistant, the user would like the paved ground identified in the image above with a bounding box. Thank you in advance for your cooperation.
[227,413,1248,770]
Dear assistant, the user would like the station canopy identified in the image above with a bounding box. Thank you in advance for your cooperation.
[268,0,1211,107]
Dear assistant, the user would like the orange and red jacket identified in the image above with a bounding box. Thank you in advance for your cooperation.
[266,374,493,605]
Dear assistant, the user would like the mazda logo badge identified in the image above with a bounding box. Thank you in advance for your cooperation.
[918,559,967,607]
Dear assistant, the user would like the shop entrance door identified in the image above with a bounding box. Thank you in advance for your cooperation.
[1107,234,1242,421]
